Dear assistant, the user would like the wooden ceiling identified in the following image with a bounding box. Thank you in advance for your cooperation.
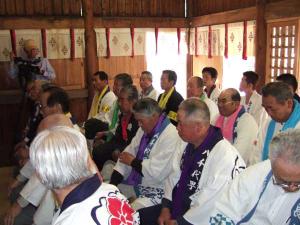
[0,0,285,18]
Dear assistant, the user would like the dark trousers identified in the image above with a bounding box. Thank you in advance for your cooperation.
[138,204,162,225]
[92,140,126,170]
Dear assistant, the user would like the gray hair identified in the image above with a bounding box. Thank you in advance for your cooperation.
[262,82,293,103]
[30,126,93,189]
[178,97,210,124]
[141,71,153,81]
[132,98,162,117]
[269,129,300,166]
[120,85,139,102]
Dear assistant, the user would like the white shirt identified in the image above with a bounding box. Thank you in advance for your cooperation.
[164,138,246,224]
[241,91,266,126]
[114,122,180,209]
[213,112,258,165]
[88,90,116,123]
[207,160,300,225]
[208,86,221,105]
[139,87,158,100]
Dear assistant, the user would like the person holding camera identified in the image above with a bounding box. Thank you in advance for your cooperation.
[9,39,56,88]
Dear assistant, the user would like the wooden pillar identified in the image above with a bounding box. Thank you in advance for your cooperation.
[82,0,98,108]
[255,0,267,92]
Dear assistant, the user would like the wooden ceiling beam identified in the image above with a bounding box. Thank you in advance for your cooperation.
[0,17,187,29]
[189,7,256,27]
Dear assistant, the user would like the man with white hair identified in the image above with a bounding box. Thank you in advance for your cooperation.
[139,71,158,100]
[208,129,300,225]
[110,98,180,210]
[9,39,55,89]
[138,98,245,225]
[29,126,139,225]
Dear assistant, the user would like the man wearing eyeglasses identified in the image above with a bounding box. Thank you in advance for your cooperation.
[208,129,300,225]
[214,88,258,165]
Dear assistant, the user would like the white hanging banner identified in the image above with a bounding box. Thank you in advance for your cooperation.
[0,30,11,61]
[15,29,42,57]
[46,29,70,59]
[74,29,85,58]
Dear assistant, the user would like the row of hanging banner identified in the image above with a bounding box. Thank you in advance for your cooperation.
[0,20,255,61]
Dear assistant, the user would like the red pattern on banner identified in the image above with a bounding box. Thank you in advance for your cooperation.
[155,27,158,55]
[130,27,134,57]
[242,21,247,60]
[208,25,212,58]
[224,23,228,58]
[177,28,181,55]
[41,29,47,58]
[106,28,110,58]
[70,28,75,60]
[195,27,198,57]
[10,30,16,56]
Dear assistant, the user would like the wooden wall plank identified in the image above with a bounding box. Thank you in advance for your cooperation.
[133,0,142,16]
[15,0,25,16]
[110,0,118,16]
[24,0,34,15]
[62,0,70,15]
[5,0,16,15]
[94,0,102,16]
[69,0,81,16]
[34,0,45,15]
[101,0,110,16]
[0,0,6,15]
[190,7,256,27]
[70,98,87,123]
[118,0,126,16]
[141,0,150,17]
[52,0,63,16]
[44,0,54,16]
[265,0,300,21]
[125,0,134,16]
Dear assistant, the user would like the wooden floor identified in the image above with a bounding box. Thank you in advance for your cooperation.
[0,167,13,225]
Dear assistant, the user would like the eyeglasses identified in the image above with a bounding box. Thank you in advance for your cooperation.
[217,99,233,106]
[272,175,300,189]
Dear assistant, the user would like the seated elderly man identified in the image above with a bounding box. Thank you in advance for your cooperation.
[139,71,158,100]
[29,126,138,225]
[252,82,300,164]
[4,86,76,225]
[138,98,245,225]
[110,98,180,210]
[214,88,258,164]
[92,85,139,170]
[187,76,218,122]
[208,129,300,225]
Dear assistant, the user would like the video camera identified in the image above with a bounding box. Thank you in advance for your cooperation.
[14,57,41,90]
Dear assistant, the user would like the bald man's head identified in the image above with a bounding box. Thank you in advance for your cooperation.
[37,113,73,133]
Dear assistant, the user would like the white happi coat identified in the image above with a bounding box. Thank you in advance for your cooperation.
[52,183,139,225]
[250,118,300,165]
[88,90,116,122]
[241,91,266,126]
[114,123,180,208]
[208,160,300,225]
[212,113,258,165]
[164,138,246,224]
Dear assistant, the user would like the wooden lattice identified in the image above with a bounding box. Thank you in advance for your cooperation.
[266,20,299,82]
